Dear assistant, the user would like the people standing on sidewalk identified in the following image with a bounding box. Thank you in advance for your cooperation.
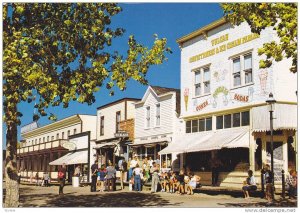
[264,164,274,205]
[129,155,138,190]
[133,164,143,191]
[118,157,126,190]
[98,164,107,192]
[91,160,98,192]
[106,162,116,192]
[210,156,222,187]
[150,162,160,193]
[242,170,257,199]
[58,164,66,195]
[286,169,297,199]
[35,172,39,186]
[43,172,50,187]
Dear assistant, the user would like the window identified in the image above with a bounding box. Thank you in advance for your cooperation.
[73,129,77,135]
[216,116,223,130]
[233,58,241,86]
[194,66,211,96]
[100,116,104,136]
[224,114,232,129]
[156,104,160,126]
[241,111,250,126]
[47,136,49,142]
[116,111,121,132]
[203,67,211,94]
[51,136,54,141]
[192,120,198,132]
[62,132,65,139]
[43,137,45,143]
[146,106,150,128]
[244,54,252,84]
[39,138,41,144]
[67,130,70,136]
[199,119,205,132]
[186,121,191,133]
[56,133,59,140]
[35,139,37,144]
[195,71,201,96]
[232,113,241,127]
[206,117,212,131]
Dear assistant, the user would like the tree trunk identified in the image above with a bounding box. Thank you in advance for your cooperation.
[5,121,19,207]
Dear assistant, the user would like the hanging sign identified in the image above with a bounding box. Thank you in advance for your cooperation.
[114,131,129,138]
[62,141,77,151]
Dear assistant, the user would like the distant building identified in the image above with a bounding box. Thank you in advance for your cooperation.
[17,114,97,183]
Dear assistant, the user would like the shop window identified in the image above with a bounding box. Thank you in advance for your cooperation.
[224,114,232,128]
[216,116,223,130]
[206,117,212,131]
[241,111,250,126]
[186,151,211,171]
[199,119,205,132]
[100,116,104,136]
[192,120,198,133]
[232,113,241,127]
[219,148,249,172]
[186,121,191,133]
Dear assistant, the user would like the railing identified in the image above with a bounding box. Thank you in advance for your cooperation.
[17,139,69,154]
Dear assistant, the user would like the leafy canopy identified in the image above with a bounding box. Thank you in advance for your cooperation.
[3,3,171,126]
[221,3,297,73]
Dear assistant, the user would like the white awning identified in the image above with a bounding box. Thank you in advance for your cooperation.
[131,136,171,147]
[159,127,250,154]
[252,104,297,132]
[93,141,119,149]
[49,150,88,165]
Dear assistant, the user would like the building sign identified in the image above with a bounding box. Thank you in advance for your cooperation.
[189,33,260,63]
[114,131,129,138]
[62,141,77,151]
[21,122,39,134]
[196,100,209,111]
[233,93,249,103]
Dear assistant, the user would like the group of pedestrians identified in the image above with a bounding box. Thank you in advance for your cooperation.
[91,161,117,192]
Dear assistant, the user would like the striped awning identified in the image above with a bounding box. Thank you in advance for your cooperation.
[159,127,250,154]
[49,150,88,165]
[252,104,297,132]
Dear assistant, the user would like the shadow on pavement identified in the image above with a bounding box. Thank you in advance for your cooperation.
[20,192,183,207]
[218,199,297,208]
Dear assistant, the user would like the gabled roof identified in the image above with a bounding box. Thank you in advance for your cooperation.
[97,98,141,110]
[137,85,181,115]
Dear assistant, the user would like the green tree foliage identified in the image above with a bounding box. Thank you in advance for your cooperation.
[3,3,171,207]
[221,3,297,73]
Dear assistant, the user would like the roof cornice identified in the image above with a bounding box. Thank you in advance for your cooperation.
[176,17,227,47]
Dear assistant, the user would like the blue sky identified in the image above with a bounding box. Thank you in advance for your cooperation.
[2,3,224,149]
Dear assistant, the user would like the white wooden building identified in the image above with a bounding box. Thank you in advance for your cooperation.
[133,86,182,171]
[160,18,297,188]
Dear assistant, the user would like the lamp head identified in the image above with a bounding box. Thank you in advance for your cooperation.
[266,93,276,111]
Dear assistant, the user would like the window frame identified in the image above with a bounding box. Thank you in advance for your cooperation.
[100,116,105,136]
[116,111,121,133]
[146,106,151,128]
[231,52,253,88]
[193,65,211,97]
[155,103,161,127]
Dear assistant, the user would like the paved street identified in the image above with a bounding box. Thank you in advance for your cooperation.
[3,183,297,208]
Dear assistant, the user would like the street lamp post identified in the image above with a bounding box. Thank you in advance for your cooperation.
[266,92,276,197]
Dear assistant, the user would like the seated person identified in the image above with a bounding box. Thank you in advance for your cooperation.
[161,171,170,192]
[169,171,177,193]
[286,169,297,199]
[242,170,257,199]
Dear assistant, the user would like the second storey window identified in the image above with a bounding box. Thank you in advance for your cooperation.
[116,111,121,132]
[73,128,77,135]
[51,136,54,141]
[233,58,241,86]
[100,116,104,136]
[56,133,59,140]
[216,111,250,130]
[62,132,65,139]
[156,104,160,126]
[194,66,211,96]
[47,136,49,142]
[146,106,150,128]
[67,130,70,137]
[232,53,253,87]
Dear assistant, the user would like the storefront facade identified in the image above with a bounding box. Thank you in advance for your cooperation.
[133,86,182,171]
[94,98,140,167]
[17,114,97,183]
[162,18,297,187]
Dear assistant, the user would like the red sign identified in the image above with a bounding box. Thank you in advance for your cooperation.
[196,100,209,111]
[234,93,249,102]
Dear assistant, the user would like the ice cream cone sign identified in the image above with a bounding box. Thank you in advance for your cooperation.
[184,88,189,111]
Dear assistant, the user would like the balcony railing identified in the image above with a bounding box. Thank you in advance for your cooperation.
[17,139,69,154]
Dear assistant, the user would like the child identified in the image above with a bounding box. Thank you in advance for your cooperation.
[186,174,197,195]
[169,171,177,193]
[177,169,185,195]
[161,171,170,192]
[98,165,107,192]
